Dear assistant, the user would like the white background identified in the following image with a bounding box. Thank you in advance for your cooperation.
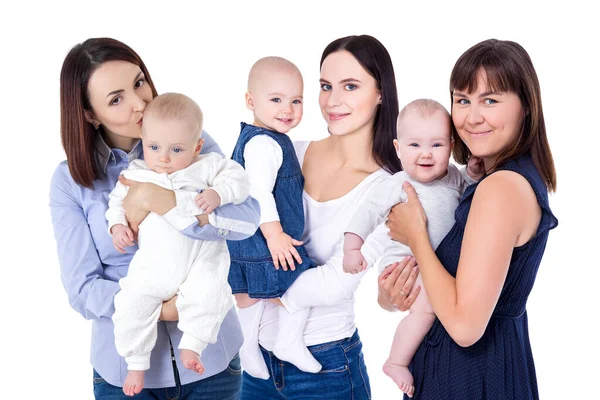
[1,1,598,398]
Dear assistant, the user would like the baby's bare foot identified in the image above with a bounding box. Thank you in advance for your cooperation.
[123,370,145,397]
[181,349,204,374]
[383,361,415,398]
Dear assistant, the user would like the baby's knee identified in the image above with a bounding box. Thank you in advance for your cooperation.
[234,293,259,308]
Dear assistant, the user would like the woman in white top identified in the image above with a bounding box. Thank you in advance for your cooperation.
[240,35,420,400]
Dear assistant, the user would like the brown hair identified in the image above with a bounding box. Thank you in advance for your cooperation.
[450,39,556,191]
[60,38,158,188]
[321,35,401,174]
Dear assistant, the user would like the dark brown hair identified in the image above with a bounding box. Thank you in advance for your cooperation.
[450,39,556,191]
[60,38,158,188]
[321,35,401,174]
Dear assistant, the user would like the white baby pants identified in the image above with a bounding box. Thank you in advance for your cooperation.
[113,212,233,371]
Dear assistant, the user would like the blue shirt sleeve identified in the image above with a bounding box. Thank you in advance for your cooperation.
[49,163,120,320]
[180,196,261,241]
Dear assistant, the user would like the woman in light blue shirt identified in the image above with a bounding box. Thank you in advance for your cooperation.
[50,37,260,399]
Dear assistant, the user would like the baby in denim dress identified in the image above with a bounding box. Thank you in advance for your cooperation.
[227,57,321,379]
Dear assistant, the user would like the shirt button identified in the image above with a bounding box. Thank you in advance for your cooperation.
[222,230,229,236]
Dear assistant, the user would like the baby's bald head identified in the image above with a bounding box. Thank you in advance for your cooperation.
[144,92,203,139]
[397,99,451,141]
[248,56,303,93]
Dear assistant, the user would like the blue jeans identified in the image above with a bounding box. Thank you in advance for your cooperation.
[93,354,242,399]
[241,330,371,399]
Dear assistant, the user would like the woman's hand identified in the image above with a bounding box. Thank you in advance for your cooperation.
[387,181,428,247]
[159,295,179,321]
[466,156,485,181]
[377,257,420,311]
[120,176,175,234]
[120,176,151,234]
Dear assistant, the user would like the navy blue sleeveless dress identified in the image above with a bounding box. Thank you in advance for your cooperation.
[409,154,558,400]
[227,123,316,299]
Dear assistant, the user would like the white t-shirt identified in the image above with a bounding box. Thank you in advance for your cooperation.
[258,141,392,348]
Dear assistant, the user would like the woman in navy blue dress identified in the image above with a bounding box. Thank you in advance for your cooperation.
[384,39,558,399]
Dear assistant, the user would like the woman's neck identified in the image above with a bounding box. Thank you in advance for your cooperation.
[323,128,379,172]
[483,155,499,174]
[102,130,138,153]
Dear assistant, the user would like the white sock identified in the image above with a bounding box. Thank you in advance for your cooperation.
[237,300,270,379]
[273,307,322,373]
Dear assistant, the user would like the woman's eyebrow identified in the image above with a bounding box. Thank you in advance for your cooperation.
[339,78,362,84]
[478,91,500,98]
[105,72,143,98]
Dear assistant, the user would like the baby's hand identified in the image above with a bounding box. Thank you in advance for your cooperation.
[265,231,304,272]
[343,249,368,274]
[466,156,485,181]
[111,224,135,253]
[195,189,221,214]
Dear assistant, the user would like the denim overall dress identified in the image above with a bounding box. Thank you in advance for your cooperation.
[227,123,316,298]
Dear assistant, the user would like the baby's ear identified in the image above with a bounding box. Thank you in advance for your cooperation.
[393,139,402,159]
[245,92,254,110]
[195,138,205,156]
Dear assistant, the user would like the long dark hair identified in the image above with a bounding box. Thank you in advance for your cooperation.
[450,39,556,192]
[60,38,158,188]
[321,35,401,174]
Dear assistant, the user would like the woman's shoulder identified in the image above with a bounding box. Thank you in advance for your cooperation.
[51,161,73,188]
[293,140,311,164]
[476,170,533,199]
[50,161,80,202]
[362,169,393,193]
[496,154,549,197]
[473,155,550,209]
[200,129,224,157]
[338,168,390,206]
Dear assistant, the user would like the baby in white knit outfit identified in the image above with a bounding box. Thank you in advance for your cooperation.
[106,93,250,396]
[343,99,484,397]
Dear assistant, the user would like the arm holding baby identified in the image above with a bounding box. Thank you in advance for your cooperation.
[343,174,408,274]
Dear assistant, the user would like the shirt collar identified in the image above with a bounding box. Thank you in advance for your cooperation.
[94,133,143,173]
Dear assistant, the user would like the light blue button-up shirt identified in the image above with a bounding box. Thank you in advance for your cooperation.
[50,131,259,388]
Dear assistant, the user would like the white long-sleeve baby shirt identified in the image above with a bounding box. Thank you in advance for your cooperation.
[347,164,470,272]
[105,152,251,233]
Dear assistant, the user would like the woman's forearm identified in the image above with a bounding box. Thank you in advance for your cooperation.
[196,214,209,226]
[411,234,459,325]
[280,251,363,312]
[179,196,260,241]
[146,186,176,215]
